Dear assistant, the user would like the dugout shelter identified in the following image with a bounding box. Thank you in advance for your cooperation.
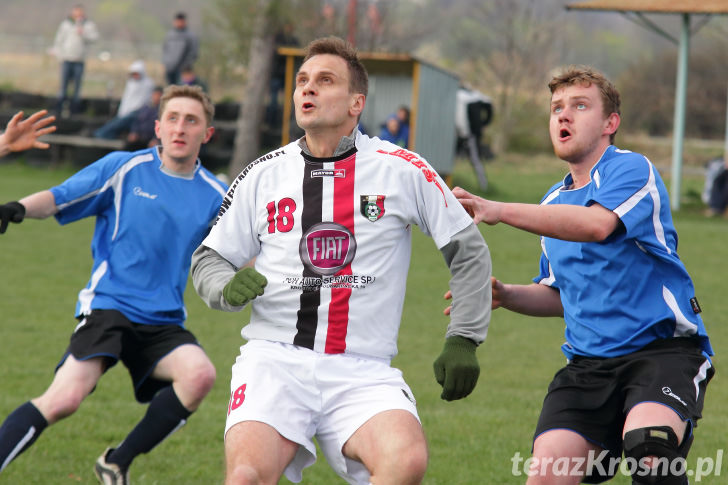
[276,46,461,179]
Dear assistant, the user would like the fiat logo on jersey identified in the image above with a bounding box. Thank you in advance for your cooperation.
[299,222,357,276]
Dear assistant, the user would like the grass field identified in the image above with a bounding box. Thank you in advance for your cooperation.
[0,152,725,484]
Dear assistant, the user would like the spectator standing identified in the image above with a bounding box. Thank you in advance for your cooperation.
[94,60,155,140]
[163,12,199,85]
[52,3,99,116]
[455,86,493,190]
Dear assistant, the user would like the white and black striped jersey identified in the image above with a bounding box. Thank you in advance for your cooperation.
[202,132,474,360]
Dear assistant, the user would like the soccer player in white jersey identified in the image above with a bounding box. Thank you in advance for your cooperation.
[0,85,227,484]
[191,36,492,484]
[452,66,713,485]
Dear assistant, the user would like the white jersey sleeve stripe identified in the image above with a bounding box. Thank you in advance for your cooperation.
[613,160,670,254]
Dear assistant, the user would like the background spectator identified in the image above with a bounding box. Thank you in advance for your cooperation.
[162,12,199,85]
[94,60,155,140]
[52,3,99,116]
[378,106,410,148]
[703,156,728,217]
[378,114,406,147]
[455,86,493,189]
[180,65,208,93]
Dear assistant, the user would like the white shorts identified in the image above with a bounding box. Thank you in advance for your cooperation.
[225,340,420,484]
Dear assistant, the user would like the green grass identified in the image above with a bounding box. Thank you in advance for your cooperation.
[0,154,725,484]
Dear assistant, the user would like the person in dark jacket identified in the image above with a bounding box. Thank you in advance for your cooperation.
[162,12,199,85]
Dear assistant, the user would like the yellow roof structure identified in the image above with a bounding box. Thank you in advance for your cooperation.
[566,0,728,209]
[566,1,728,14]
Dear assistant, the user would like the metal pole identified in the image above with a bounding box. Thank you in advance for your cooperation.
[724,84,728,159]
[670,13,690,211]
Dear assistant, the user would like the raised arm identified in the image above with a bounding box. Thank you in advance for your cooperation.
[452,186,619,242]
[0,190,58,234]
[491,276,563,317]
[0,110,56,157]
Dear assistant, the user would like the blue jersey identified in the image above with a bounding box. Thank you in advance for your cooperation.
[50,147,227,326]
[534,146,712,359]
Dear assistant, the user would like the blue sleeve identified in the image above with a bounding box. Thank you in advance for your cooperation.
[50,152,128,225]
[589,153,655,237]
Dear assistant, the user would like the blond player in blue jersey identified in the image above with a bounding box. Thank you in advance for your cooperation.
[0,85,226,484]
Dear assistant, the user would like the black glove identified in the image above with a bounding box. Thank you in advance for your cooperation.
[0,201,25,234]
[433,335,480,401]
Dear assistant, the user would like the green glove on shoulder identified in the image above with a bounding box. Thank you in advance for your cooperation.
[433,335,480,401]
[222,267,267,307]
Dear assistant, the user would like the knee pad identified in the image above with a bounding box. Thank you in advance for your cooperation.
[622,426,687,485]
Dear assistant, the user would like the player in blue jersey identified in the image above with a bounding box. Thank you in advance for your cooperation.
[450,66,713,484]
[0,85,227,484]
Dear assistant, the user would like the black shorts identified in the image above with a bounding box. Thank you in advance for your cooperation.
[58,309,200,403]
[534,338,714,465]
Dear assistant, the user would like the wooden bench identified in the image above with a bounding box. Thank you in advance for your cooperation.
[40,134,126,165]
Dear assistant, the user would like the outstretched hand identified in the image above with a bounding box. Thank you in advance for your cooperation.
[1,110,57,155]
[223,267,267,307]
[452,186,501,225]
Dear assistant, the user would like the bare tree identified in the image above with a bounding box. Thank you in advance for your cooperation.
[216,0,298,179]
[228,0,276,178]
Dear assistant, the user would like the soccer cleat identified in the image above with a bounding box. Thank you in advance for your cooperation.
[94,447,129,485]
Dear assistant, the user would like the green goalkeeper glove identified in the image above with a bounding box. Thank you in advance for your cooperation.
[222,267,267,307]
[433,335,480,401]
[0,201,25,234]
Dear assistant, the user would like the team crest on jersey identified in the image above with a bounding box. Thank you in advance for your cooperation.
[360,195,385,222]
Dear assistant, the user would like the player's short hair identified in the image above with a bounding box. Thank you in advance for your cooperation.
[158,85,214,127]
[548,65,621,143]
[303,36,368,97]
